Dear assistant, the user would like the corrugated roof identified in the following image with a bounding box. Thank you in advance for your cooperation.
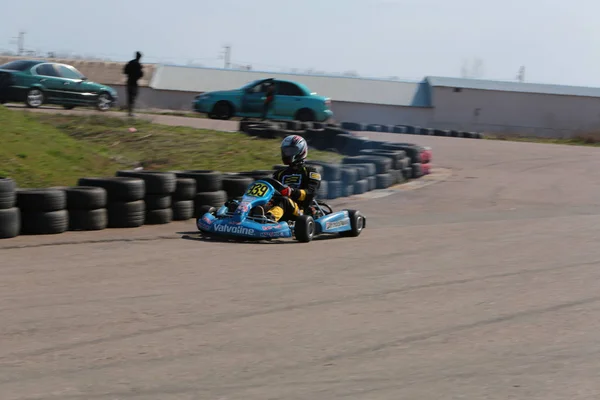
[150,65,431,107]
[0,56,156,86]
[426,76,600,98]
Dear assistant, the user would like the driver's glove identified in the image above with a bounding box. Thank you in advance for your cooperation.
[280,187,294,197]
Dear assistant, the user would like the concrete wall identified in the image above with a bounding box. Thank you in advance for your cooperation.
[431,86,600,137]
[111,85,196,111]
[330,101,433,126]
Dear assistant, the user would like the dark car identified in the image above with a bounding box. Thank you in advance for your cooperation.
[0,59,118,111]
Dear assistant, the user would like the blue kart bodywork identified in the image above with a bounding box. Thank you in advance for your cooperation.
[195,178,365,242]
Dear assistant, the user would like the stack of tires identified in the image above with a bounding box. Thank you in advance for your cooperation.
[236,169,275,183]
[379,143,426,180]
[340,155,395,190]
[172,170,227,218]
[221,174,255,201]
[77,177,146,228]
[17,188,69,235]
[0,177,20,239]
[343,162,376,194]
[420,146,433,175]
[65,186,108,231]
[305,161,341,200]
[116,171,177,225]
[357,148,410,185]
[171,177,196,221]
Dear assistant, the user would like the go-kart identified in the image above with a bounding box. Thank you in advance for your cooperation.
[195,177,365,242]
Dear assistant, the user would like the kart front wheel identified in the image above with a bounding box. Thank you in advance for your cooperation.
[340,210,365,237]
[196,205,216,219]
[295,215,315,243]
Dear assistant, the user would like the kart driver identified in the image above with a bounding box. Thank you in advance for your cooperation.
[257,135,322,222]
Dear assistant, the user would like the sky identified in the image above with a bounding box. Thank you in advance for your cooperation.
[1,0,599,87]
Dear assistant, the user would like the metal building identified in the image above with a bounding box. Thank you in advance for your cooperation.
[426,77,600,137]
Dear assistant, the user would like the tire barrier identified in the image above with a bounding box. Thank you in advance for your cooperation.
[0,177,19,238]
[116,170,176,225]
[1,120,434,239]
[343,121,484,139]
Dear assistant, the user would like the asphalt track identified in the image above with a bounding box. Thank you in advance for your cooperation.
[3,107,600,399]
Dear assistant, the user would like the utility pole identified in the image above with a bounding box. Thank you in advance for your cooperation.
[516,66,525,82]
[220,45,231,69]
[10,31,25,55]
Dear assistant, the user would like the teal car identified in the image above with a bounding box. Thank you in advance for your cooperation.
[0,59,118,111]
[192,78,334,122]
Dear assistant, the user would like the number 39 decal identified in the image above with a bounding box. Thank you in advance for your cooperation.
[246,182,269,197]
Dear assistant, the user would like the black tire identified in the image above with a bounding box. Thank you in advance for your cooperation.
[0,207,20,239]
[20,210,68,235]
[0,177,17,210]
[106,200,145,228]
[340,167,359,185]
[403,167,413,180]
[343,184,354,197]
[236,170,274,182]
[339,210,365,238]
[173,178,197,200]
[25,88,44,108]
[145,194,172,210]
[304,161,342,181]
[376,173,395,189]
[342,155,392,174]
[367,176,376,191]
[295,215,315,242]
[174,170,223,192]
[317,180,329,200]
[340,122,364,131]
[412,163,424,179]
[354,179,369,195]
[326,180,342,199]
[194,190,227,217]
[96,92,113,112]
[65,186,107,210]
[116,170,177,194]
[68,208,108,231]
[77,177,145,202]
[222,175,254,200]
[380,143,422,163]
[343,162,377,177]
[286,121,302,130]
[295,108,315,122]
[212,101,234,120]
[145,208,173,225]
[17,188,66,212]
[172,200,195,220]
[399,158,411,170]
[393,169,406,185]
[358,149,407,170]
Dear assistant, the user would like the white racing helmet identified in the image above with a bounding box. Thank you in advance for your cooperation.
[280,135,308,166]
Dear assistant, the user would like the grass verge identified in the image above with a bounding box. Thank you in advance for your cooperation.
[0,107,342,188]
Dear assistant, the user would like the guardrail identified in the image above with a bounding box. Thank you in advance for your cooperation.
[0,121,432,239]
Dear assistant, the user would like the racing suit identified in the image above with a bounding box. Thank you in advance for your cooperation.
[266,163,322,222]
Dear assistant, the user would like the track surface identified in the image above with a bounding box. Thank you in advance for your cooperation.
[3,109,600,399]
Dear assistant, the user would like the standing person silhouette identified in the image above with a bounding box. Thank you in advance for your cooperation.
[262,81,275,120]
[123,51,144,117]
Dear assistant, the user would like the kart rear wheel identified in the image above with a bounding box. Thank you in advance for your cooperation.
[295,215,315,243]
[340,209,365,237]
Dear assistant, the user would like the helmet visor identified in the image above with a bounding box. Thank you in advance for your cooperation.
[281,146,299,157]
